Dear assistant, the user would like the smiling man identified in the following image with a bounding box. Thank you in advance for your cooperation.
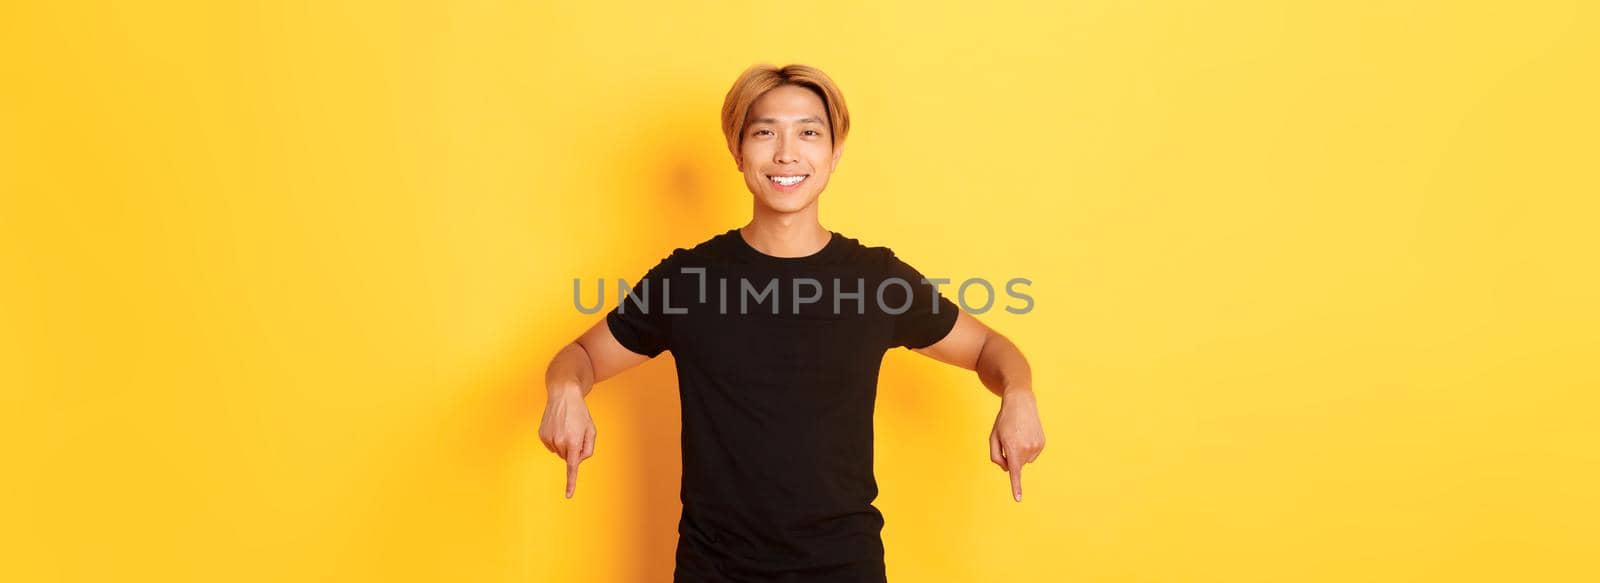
[539,63,1045,582]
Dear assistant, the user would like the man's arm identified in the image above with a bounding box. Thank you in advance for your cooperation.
[913,310,1046,502]
[539,317,652,498]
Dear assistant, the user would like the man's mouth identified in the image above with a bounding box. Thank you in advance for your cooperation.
[768,174,808,187]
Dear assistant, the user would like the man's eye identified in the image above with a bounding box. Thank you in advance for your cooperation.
[753,129,772,136]
[803,130,820,136]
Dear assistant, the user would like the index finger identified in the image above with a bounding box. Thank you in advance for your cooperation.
[1008,452,1023,502]
[565,448,580,499]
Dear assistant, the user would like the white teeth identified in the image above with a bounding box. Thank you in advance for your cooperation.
[769,175,807,186]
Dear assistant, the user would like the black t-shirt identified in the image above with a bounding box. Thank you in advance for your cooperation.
[606,228,960,583]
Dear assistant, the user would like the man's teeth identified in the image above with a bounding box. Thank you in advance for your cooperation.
[769,175,807,186]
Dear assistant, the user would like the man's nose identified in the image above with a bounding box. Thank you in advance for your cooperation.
[774,135,799,163]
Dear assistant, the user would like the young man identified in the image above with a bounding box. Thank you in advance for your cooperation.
[540,63,1045,582]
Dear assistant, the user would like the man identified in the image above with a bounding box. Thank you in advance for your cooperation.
[540,63,1045,582]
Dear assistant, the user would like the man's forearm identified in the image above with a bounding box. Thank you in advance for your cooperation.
[974,331,1032,398]
[545,341,597,399]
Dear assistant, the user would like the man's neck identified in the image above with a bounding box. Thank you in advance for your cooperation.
[740,210,830,258]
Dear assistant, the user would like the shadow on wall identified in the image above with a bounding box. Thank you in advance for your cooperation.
[358,99,730,580]
[589,103,728,581]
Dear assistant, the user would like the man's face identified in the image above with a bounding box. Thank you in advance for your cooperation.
[736,85,843,215]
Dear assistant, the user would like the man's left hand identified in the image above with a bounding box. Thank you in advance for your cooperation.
[989,389,1045,502]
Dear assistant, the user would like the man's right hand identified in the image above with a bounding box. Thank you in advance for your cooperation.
[538,385,596,498]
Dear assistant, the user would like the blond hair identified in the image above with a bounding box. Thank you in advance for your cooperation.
[720,64,850,162]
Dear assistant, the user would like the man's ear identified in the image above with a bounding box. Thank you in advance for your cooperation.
[830,143,845,172]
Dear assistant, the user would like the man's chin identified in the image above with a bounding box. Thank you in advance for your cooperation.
[752,194,819,215]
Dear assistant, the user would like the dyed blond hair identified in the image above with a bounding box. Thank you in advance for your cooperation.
[720,64,850,163]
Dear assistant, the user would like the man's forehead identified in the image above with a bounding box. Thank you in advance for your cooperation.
[747,115,825,125]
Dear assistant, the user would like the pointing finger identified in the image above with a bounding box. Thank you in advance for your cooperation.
[1008,450,1023,502]
[565,447,580,499]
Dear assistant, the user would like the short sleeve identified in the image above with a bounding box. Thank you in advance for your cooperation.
[885,252,960,349]
[605,252,681,358]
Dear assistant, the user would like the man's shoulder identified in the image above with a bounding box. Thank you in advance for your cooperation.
[667,228,741,262]
[832,232,910,268]
[630,229,731,265]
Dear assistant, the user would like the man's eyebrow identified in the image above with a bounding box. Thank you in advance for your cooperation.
[749,116,825,125]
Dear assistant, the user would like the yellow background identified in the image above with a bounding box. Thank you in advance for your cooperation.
[2,1,1595,581]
